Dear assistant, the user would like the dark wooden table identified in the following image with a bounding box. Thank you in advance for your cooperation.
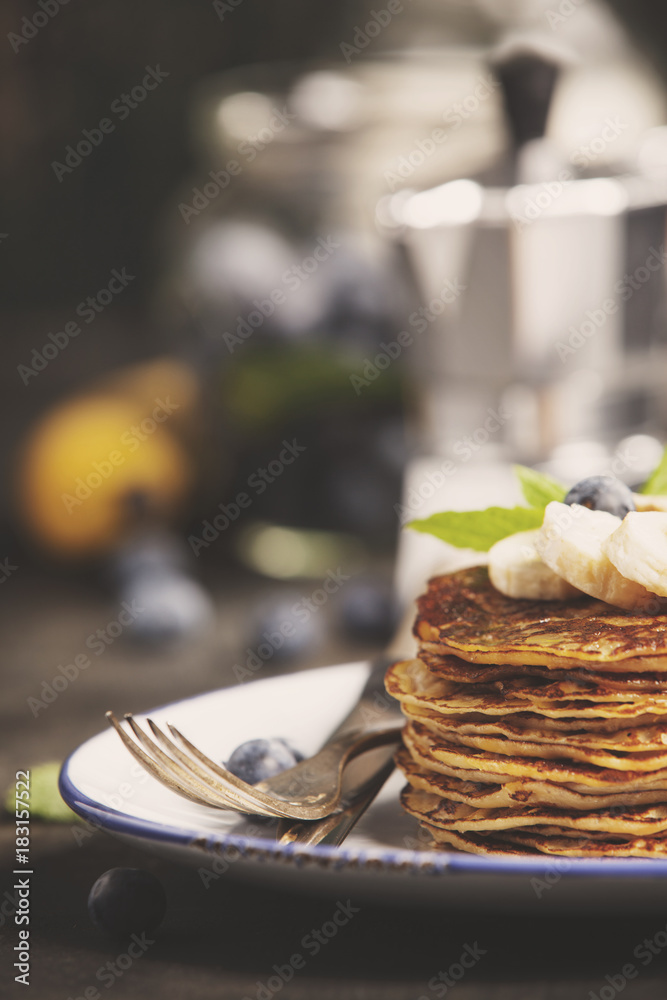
[2,567,667,999]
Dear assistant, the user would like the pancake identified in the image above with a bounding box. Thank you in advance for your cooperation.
[402,788,667,855]
[512,826,641,841]
[404,721,667,788]
[481,826,667,856]
[425,828,533,856]
[398,707,666,734]
[395,746,667,810]
[416,566,667,671]
[420,650,667,692]
[403,704,667,753]
[386,660,667,720]
[392,562,667,856]
[400,785,667,835]
[401,731,667,795]
[426,826,667,858]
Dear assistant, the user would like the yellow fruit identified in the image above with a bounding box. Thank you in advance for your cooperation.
[538,502,653,611]
[18,394,191,555]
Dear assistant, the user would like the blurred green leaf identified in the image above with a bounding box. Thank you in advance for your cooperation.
[223,344,402,430]
[641,447,667,494]
[514,465,566,507]
[4,762,77,823]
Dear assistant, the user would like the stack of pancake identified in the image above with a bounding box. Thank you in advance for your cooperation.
[386,566,667,856]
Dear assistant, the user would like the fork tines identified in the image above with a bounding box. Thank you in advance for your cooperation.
[106,712,328,818]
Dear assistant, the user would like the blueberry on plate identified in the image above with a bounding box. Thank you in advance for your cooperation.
[88,868,166,939]
[225,738,304,786]
[563,476,635,518]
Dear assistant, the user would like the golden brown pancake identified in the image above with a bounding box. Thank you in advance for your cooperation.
[426,826,667,857]
[404,721,667,787]
[486,827,667,855]
[420,650,667,691]
[402,786,667,840]
[401,732,667,794]
[403,704,667,753]
[392,564,667,855]
[426,828,533,856]
[387,659,667,720]
[396,746,667,810]
[400,785,667,835]
[416,566,667,671]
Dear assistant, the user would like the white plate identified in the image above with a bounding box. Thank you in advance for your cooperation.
[60,662,667,912]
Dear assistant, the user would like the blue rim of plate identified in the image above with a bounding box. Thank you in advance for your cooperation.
[59,747,667,880]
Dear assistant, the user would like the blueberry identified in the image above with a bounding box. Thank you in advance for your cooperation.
[121,571,213,643]
[250,596,320,665]
[225,738,303,786]
[563,476,636,518]
[339,578,397,643]
[88,868,166,939]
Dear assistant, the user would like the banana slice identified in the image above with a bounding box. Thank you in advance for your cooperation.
[604,511,667,603]
[633,493,667,513]
[488,529,582,601]
[538,502,654,611]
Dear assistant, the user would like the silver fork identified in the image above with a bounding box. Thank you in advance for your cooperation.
[106,705,402,820]
[106,641,406,817]
[277,754,398,846]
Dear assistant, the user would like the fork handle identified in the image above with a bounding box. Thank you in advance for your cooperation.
[319,724,402,762]
[277,756,396,847]
[326,652,404,742]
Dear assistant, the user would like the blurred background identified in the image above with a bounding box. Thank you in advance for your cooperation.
[4,0,667,778]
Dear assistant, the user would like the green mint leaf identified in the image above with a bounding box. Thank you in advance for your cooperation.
[641,446,667,494]
[407,506,545,552]
[514,465,566,508]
